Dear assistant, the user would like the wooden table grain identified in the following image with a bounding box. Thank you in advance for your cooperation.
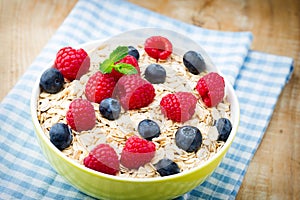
[1,0,299,199]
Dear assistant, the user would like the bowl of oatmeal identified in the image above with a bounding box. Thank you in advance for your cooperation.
[31,28,239,200]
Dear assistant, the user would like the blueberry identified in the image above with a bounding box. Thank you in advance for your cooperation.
[138,119,161,140]
[49,123,73,151]
[128,46,140,60]
[144,64,166,84]
[154,158,180,177]
[175,126,202,152]
[39,68,64,93]
[183,51,206,75]
[99,98,121,120]
[215,118,232,142]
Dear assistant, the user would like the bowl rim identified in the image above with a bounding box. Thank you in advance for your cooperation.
[30,27,240,183]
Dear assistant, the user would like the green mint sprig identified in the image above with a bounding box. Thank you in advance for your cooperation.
[99,46,138,75]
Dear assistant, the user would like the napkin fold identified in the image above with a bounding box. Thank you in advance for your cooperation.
[0,0,293,199]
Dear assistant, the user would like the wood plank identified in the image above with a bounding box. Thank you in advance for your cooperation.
[0,0,77,100]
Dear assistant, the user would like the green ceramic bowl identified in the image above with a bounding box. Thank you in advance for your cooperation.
[30,28,240,200]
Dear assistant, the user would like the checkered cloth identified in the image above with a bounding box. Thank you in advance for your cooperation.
[0,0,293,199]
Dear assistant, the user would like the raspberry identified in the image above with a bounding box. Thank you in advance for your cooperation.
[85,72,117,103]
[54,47,90,81]
[144,36,173,60]
[160,92,197,123]
[66,99,96,132]
[111,55,140,81]
[195,72,225,107]
[84,144,120,175]
[120,136,156,169]
[113,75,155,110]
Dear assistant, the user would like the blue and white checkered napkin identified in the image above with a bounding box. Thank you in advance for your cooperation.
[0,0,294,199]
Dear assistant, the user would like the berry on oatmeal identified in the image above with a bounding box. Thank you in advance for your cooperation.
[120,136,156,169]
[128,46,140,61]
[99,98,121,120]
[175,126,202,153]
[195,72,225,107]
[37,37,233,178]
[85,72,117,103]
[99,46,138,77]
[183,51,206,75]
[160,92,197,123]
[138,119,161,141]
[154,158,180,177]
[49,123,73,151]
[144,36,173,60]
[83,144,120,175]
[144,63,166,84]
[54,47,90,81]
[215,118,232,142]
[111,55,140,81]
[66,99,96,132]
[39,68,64,94]
[114,74,155,110]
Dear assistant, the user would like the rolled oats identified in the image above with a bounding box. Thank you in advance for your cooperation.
[37,44,231,178]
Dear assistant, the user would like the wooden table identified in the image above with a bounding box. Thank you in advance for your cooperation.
[1,0,299,199]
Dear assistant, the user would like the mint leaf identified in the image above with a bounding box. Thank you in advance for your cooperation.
[114,63,138,75]
[99,59,114,73]
[109,46,128,62]
[99,46,128,73]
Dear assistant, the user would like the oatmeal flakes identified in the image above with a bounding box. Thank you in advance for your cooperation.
[39,99,50,112]
[37,43,231,178]
[208,126,219,141]
[151,149,165,164]
[165,149,175,160]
